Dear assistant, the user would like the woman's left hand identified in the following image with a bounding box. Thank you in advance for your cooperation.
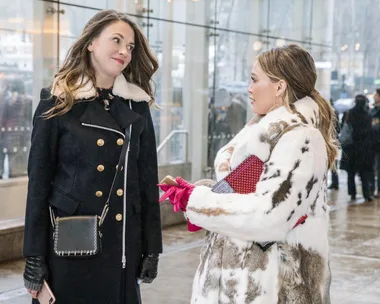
[138,254,159,284]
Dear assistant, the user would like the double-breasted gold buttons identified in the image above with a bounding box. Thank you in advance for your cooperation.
[97,139,105,147]
[116,189,124,196]
[117,138,124,146]
[97,165,105,172]
[116,214,123,221]
[95,191,103,197]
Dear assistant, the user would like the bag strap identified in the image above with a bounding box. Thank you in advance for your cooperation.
[50,100,133,229]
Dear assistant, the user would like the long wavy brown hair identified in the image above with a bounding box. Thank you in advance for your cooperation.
[45,10,158,118]
[257,44,338,169]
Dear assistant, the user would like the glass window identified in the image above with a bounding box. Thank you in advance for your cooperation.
[0,0,34,222]
[150,0,207,26]
[149,18,187,165]
[213,0,256,32]
[208,29,251,166]
[0,0,342,222]
[0,1,34,181]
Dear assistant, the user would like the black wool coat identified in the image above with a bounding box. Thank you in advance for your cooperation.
[340,106,374,172]
[23,75,162,304]
[370,105,380,151]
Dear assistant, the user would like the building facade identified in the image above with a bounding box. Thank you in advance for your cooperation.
[0,0,334,221]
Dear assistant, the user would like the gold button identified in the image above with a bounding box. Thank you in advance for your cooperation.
[95,191,103,197]
[97,139,105,147]
[97,165,105,172]
[117,138,124,146]
[116,214,123,221]
[116,189,123,196]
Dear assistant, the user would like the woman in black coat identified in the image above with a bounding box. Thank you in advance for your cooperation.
[340,94,374,201]
[23,10,162,304]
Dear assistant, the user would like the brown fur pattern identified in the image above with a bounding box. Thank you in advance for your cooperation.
[271,160,300,209]
[222,240,244,269]
[305,176,318,198]
[277,243,325,304]
[243,243,270,272]
[199,234,225,296]
[289,103,308,124]
[245,276,262,303]
[187,206,232,216]
[223,278,239,302]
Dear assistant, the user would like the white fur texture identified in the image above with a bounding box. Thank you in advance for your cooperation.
[187,97,331,304]
[51,74,151,102]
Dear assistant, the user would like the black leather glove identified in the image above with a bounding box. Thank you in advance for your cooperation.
[138,253,159,284]
[23,256,48,291]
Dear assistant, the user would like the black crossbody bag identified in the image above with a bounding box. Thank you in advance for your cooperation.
[49,122,131,258]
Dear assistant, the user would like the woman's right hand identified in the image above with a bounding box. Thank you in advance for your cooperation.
[23,256,48,298]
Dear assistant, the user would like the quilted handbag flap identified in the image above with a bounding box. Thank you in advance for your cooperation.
[212,155,264,194]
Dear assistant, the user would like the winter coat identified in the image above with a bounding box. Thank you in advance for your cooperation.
[23,74,162,304]
[340,107,374,172]
[186,97,331,304]
[370,105,380,151]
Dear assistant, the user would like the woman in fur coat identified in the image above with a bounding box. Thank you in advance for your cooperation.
[163,44,336,303]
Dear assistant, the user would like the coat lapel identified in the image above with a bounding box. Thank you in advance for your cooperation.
[79,98,142,133]
[80,99,123,133]
[109,97,141,130]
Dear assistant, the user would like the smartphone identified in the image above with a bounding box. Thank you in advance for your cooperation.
[37,280,56,304]
[159,175,178,186]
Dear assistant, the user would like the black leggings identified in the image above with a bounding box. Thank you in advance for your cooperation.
[347,170,372,199]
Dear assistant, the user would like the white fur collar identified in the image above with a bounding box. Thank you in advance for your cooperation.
[259,96,319,130]
[214,96,320,181]
[51,73,151,102]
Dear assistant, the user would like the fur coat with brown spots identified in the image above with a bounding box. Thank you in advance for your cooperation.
[186,96,331,304]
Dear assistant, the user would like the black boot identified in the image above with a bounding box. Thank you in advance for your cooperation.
[328,184,339,190]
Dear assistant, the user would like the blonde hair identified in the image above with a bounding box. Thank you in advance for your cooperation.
[45,10,158,118]
[257,44,338,169]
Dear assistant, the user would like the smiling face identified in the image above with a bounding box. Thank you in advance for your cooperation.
[87,20,135,85]
[247,60,285,115]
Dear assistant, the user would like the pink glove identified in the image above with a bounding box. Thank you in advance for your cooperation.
[158,177,202,232]
[158,177,194,210]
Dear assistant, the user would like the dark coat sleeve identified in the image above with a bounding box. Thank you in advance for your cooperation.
[23,90,59,257]
[137,104,163,254]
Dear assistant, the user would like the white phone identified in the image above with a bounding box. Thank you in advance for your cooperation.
[37,280,56,304]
